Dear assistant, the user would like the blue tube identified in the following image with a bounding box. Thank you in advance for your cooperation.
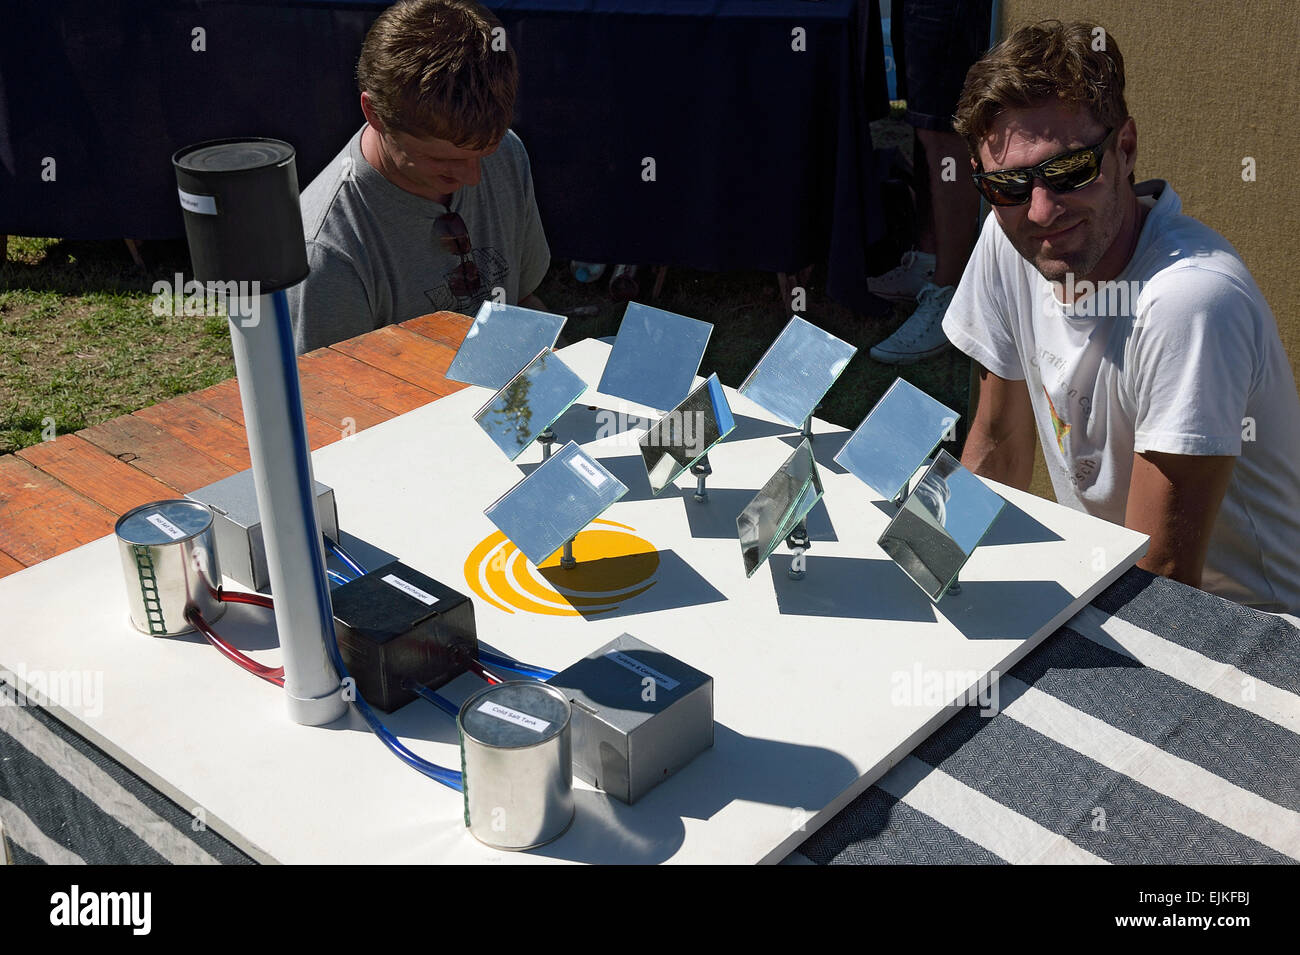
[323,536,368,578]
[404,681,462,719]
[327,569,352,586]
[323,615,462,791]
[477,649,557,681]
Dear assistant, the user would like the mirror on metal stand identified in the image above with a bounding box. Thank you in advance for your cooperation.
[738,316,857,440]
[597,302,713,413]
[877,450,1006,602]
[736,439,823,582]
[835,377,960,508]
[639,373,735,501]
[484,442,629,571]
[473,348,588,462]
[447,301,568,390]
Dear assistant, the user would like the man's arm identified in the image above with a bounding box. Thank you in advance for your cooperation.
[1124,450,1235,588]
[519,291,548,312]
[961,363,1037,491]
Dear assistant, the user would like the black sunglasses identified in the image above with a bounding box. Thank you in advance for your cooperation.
[434,212,482,297]
[972,128,1116,207]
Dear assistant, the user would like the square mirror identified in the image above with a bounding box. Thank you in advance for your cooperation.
[877,450,1006,602]
[447,301,568,390]
[485,441,629,567]
[738,316,857,428]
[737,439,823,578]
[596,302,713,412]
[835,378,959,502]
[639,373,736,495]
[473,349,589,461]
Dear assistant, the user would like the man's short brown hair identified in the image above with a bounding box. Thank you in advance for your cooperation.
[953,20,1129,162]
[357,0,518,149]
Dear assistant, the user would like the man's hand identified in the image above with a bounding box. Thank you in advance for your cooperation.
[1125,450,1235,588]
[519,291,548,312]
[961,363,1037,491]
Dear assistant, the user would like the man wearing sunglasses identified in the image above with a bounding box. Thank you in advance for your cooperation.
[941,20,1300,613]
[288,0,551,354]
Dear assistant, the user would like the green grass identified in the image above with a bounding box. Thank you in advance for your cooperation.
[0,237,235,452]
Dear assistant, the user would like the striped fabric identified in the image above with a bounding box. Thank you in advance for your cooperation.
[0,695,254,865]
[797,569,1300,864]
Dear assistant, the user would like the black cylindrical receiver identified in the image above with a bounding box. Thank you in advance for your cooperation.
[172,138,309,293]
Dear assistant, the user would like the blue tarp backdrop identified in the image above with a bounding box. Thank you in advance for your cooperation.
[0,0,892,310]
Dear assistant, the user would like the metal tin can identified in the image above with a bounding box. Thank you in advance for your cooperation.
[115,500,225,636]
[458,681,574,850]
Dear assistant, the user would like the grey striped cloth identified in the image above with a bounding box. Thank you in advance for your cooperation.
[795,569,1300,864]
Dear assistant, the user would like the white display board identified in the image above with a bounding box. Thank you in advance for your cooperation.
[0,339,1146,864]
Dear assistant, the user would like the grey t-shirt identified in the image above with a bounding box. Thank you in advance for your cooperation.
[288,125,550,354]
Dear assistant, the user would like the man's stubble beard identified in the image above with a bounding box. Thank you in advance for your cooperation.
[1007,177,1126,285]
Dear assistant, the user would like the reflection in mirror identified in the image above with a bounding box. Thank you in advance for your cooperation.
[835,378,959,502]
[639,374,736,495]
[447,301,568,390]
[484,441,628,567]
[473,349,588,461]
[877,450,1006,601]
[737,439,823,577]
[597,302,713,411]
[738,316,857,428]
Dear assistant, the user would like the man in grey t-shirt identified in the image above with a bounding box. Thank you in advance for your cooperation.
[288,0,551,354]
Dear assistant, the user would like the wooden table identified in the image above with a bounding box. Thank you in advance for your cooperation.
[0,312,474,577]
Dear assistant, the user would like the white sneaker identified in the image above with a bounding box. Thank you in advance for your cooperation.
[869,282,955,365]
[867,250,936,302]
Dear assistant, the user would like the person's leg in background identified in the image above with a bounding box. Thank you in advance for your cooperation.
[870,0,992,365]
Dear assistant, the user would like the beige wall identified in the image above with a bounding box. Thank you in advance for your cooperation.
[992,1,1300,502]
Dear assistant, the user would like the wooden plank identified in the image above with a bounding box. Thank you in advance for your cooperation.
[401,311,474,350]
[330,326,464,397]
[16,434,178,516]
[0,548,25,578]
[187,378,247,428]
[186,375,355,450]
[79,414,237,492]
[296,368,394,438]
[297,349,439,417]
[134,396,253,472]
[0,456,116,566]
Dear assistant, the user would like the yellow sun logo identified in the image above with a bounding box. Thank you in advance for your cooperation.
[464,519,659,617]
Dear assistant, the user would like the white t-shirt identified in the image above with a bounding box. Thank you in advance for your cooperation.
[943,180,1300,613]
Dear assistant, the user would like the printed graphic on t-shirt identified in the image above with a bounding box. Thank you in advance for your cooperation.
[1044,386,1071,454]
[424,246,510,313]
[1043,384,1102,492]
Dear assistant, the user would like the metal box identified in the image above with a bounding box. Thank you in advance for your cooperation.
[187,470,338,592]
[548,633,713,804]
[331,561,478,713]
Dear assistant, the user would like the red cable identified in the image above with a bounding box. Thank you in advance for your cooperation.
[186,607,285,686]
[217,588,274,610]
[464,658,503,685]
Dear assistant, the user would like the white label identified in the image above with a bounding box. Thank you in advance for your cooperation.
[605,650,680,691]
[145,512,186,540]
[567,455,608,487]
[178,188,217,215]
[476,700,550,734]
[382,574,437,605]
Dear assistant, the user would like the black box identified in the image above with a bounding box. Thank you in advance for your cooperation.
[330,561,477,712]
